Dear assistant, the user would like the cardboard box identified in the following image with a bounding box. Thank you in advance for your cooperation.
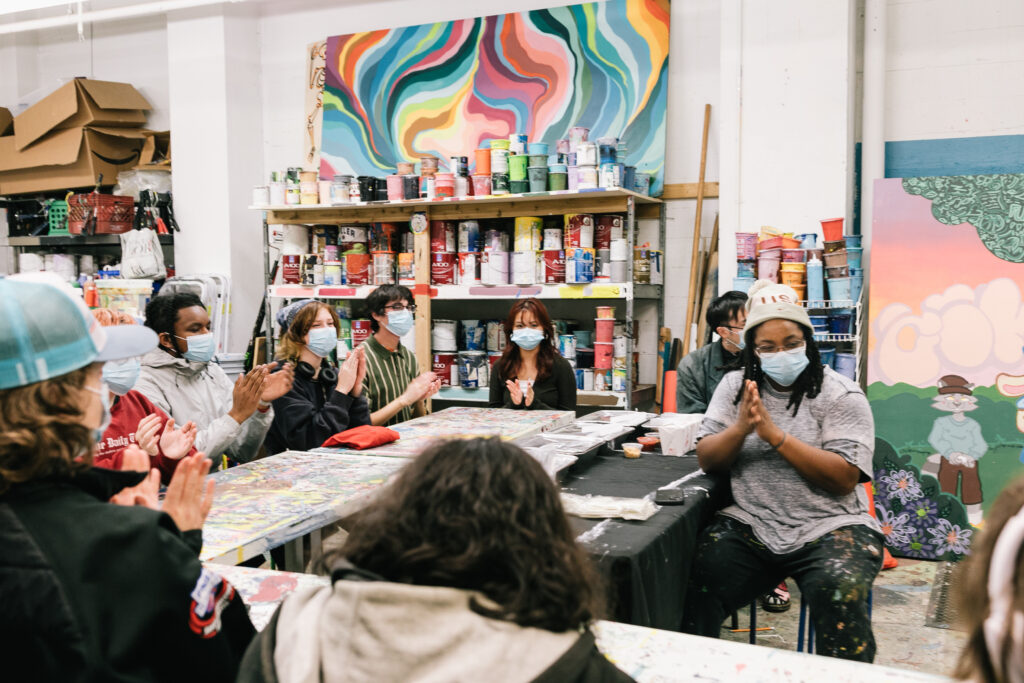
[0,108,12,137]
[0,126,151,195]
[13,78,150,151]
[135,130,170,170]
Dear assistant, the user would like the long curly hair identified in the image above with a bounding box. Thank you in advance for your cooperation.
[728,321,823,416]
[0,366,95,495]
[955,475,1024,682]
[328,437,604,632]
[497,298,557,383]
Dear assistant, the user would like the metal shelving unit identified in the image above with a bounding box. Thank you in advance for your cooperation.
[254,188,665,410]
[801,294,865,382]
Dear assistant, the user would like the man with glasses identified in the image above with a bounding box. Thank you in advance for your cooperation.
[362,285,441,426]
[676,291,748,414]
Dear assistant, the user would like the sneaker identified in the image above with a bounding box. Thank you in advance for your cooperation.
[760,581,791,613]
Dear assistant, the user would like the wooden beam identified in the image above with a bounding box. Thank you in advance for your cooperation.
[662,182,719,200]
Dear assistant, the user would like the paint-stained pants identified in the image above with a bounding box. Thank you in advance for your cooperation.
[682,516,884,662]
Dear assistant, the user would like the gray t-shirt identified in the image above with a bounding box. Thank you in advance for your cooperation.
[698,366,880,554]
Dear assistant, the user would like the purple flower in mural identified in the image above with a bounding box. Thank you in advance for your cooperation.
[878,469,924,504]
[875,505,914,547]
[907,498,940,529]
[927,519,973,556]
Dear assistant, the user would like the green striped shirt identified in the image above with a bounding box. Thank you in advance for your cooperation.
[361,334,419,426]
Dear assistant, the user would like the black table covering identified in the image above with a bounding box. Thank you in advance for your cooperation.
[562,452,726,631]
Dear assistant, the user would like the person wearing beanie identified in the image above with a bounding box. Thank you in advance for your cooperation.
[682,280,883,662]
[264,299,371,455]
[676,290,748,414]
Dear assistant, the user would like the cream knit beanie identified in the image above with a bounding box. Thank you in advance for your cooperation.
[743,280,813,334]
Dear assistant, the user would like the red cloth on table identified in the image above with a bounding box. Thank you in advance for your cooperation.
[321,425,400,450]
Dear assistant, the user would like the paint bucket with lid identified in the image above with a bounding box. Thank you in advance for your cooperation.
[345,253,371,285]
[471,174,492,196]
[565,248,595,284]
[593,369,611,391]
[431,221,456,253]
[564,214,594,249]
[481,251,510,285]
[595,215,623,249]
[558,334,577,360]
[610,238,628,262]
[351,319,373,347]
[281,254,301,284]
[820,217,844,242]
[735,232,758,259]
[486,320,506,352]
[549,165,568,191]
[339,225,367,252]
[432,352,458,386]
[828,314,852,335]
[385,174,404,201]
[401,175,420,200]
[508,154,528,182]
[458,252,480,285]
[511,251,536,284]
[757,255,780,283]
[458,351,489,388]
[514,216,542,251]
[543,249,566,283]
[434,173,456,198]
[432,319,458,352]
[576,142,599,166]
[458,221,480,253]
[732,277,755,293]
[633,249,652,284]
[397,252,416,286]
[612,368,627,392]
[371,251,395,285]
[577,165,599,190]
[826,276,852,303]
[488,351,502,372]
[483,229,508,252]
[508,133,528,155]
[543,228,563,250]
[594,341,613,369]
[595,318,614,343]
[597,137,618,164]
[846,247,863,269]
[474,149,491,175]
[431,252,457,285]
[612,335,628,357]
[599,163,622,189]
[461,320,485,350]
[323,261,343,285]
[818,346,836,368]
[834,353,856,380]
[490,147,510,174]
[491,172,510,195]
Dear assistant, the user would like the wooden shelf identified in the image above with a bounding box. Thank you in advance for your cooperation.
[267,282,662,301]
[7,234,174,247]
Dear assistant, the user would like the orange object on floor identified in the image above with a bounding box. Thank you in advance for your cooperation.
[864,481,899,569]
[662,370,677,413]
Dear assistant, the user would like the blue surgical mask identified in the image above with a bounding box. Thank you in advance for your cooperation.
[757,345,810,387]
[103,358,140,396]
[511,327,545,350]
[85,382,112,442]
[175,333,215,363]
[307,327,338,358]
[385,309,414,337]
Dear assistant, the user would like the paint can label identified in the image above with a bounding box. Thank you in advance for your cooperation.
[564,214,594,249]
[431,251,456,285]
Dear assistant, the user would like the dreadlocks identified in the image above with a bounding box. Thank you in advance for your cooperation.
[728,323,824,416]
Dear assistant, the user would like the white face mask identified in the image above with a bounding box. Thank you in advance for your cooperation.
[84,382,112,441]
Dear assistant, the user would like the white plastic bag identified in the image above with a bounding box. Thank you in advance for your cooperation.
[119,228,165,279]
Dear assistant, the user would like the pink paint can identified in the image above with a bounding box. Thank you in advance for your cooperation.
[593,341,613,369]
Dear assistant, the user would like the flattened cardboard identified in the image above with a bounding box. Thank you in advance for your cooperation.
[135,130,170,169]
[13,78,151,151]
[0,108,12,137]
[0,126,150,195]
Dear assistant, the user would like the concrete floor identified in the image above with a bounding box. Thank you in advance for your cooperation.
[719,559,967,677]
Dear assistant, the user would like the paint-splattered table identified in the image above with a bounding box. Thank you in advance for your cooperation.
[210,564,949,682]
[312,406,576,459]
[200,450,406,567]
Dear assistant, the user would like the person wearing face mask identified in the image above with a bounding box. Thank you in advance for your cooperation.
[681,281,882,662]
[135,293,295,465]
[675,291,748,415]
[90,309,199,482]
[0,276,255,681]
[264,300,371,454]
[488,298,577,411]
[361,285,441,426]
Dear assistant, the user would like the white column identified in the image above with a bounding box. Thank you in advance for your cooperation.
[861,0,886,282]
[167,4,264,352]
[0,31,40,109]
[719,0,857,292]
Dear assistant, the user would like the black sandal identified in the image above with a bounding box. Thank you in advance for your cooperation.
[760,581,791,613]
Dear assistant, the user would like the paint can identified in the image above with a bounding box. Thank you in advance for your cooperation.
[252,185,270,206]
[595,318,615,343]
[577,165,598,190]
[285,179,301,205]
[419,173,436,199]
[508,154,528,182]
[486,320,506,352]
[461,320,486,350]
[345,252,371,285]
[542,228,563,250]
[633,248,651,284]
[612,368,627,392]
[434,173,455,199]
[458,351,489,388]
[593,368,610,391]
[599,163,622,189]
[834,352,856,380]
[542,249,566,283]
[474,149,491,175]
[610,238,629,262]
[596,248,611,278]
[490,148,510,174]
[401,175,419,200]
[457,221,480,253]
[268,181,286,206]
[565,247,595,284]
[508,133,528,155]
[597,137,618,164]
[383,174,402,201]
[339,225,368,251]
[471,174,491,196]
[558,334,577,360]
[481,250,510,285]
[576,142,599,167]
[431,252,457,285]
[322,244,339,262]
[458,252,480,285]
[323,261,343,285]
[491,172,510,195]
[301,254,321,285]
[488,351,502,373]
[397,252,416,286]
[310,226,332,255]
[549,165,568,191]
[483,229,508,252]
[430,221,456,253]
[300,181,319,205]
[567,166,579,192]
[593,341,613,370]
[595,215,623,250]
[596,305,616,319]
[281,254,301,284]
[609,260,627,283]
[455,175,470,197]
[649,250,663,285]
[513,216,543,251]
[569,127,589,147]
[512,251,537,285]
[432,320,458,352]
[564,214,594,249]
[351,319,373,347]
[612,335,628,357]
[371,251,395,285]
[581,368,594,391]
[432,352,458,386]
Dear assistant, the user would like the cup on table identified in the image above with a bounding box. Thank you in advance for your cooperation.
[622,442,643,459]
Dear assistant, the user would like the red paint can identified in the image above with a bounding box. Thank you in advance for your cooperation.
[351,319,373,347]
[488,351,502,370]
[430,220,456,253]
[563,214,594,249]
[543,249,566,283]
[593,341,613,369]
[431,251,457,285]
[595,215,622,250]
[432,352,457,386]
[344,252,371,285]
[281,254,301,284]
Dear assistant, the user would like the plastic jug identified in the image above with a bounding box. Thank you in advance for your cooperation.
[806,256,824,305]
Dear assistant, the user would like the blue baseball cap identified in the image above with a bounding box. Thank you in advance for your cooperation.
[0,275,158,390]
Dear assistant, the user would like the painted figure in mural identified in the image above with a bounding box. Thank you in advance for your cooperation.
[995,369,1024,464]
[922,375,987,526]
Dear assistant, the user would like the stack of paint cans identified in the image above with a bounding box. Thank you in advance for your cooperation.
[457,319,489,389]
[340,225,371,285]
[448,156,471,198]
[420,156,439,199]
[596,137,624,190]
[490,139,511,196]
[564,214,595,284]
[472,147,491,196]
[592,306,615,390]
[432,319,458,387]
[511,216,542,285]
[485,320,505,373]
[542,220,565,284]
[594,215,623,282]
[456,220,481,285]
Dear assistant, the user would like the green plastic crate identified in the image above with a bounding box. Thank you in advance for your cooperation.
[48,200,69,235]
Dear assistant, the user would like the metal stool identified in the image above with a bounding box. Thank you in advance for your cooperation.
[797,589,873,653]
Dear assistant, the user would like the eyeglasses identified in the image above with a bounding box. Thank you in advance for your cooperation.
[755,341,806,355]
[384,303,416,313]
[724,326,745,332]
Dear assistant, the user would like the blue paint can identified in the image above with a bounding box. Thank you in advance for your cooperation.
[458,351,488,388]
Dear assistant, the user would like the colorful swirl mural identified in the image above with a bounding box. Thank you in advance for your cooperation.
[320,0,670,195]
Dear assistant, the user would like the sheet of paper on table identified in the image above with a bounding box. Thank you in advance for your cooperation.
[561,492,661,521]
[577,410,657,427]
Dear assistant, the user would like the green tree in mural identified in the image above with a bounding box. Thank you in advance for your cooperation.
[902,175,1024,263]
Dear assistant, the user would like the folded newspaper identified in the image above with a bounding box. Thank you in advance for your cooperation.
[560,492,660,521]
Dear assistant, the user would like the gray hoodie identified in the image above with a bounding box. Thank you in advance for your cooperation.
[134,349,272,463]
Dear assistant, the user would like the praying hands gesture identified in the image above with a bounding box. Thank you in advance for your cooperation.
[736,380,784,446]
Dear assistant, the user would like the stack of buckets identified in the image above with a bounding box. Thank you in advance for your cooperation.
[819,217,864,306]
[589,306,628,392]
[732,232,807,301]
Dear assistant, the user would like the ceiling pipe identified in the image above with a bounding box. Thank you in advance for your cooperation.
[0,0,249,35]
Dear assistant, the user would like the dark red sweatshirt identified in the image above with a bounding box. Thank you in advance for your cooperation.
[95,390,197,483]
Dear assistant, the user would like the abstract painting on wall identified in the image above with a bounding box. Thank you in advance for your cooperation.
[318,0,670,194]
[868,174,1024,560]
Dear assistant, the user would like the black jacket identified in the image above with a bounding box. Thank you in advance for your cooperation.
[488,354,578,411]
[0,468,254,682]
[265,368,372,454]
